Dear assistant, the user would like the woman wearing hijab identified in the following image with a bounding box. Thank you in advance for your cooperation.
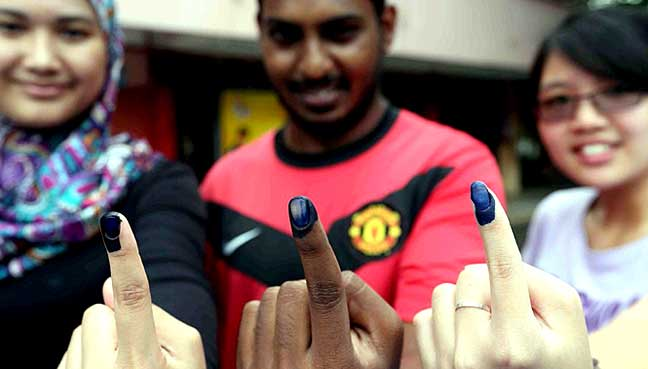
[0,0,217,367]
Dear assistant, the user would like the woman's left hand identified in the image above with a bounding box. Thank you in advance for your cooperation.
[57,213,206,369]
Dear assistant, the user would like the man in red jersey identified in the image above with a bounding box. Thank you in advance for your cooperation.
[200,1,505,368]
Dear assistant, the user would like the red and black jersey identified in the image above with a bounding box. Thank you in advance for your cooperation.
[200,106,505,369]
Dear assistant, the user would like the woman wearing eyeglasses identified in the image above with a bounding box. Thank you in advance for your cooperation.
[522,6,648,334]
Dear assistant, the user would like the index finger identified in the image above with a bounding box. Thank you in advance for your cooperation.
[99,212,162,362]
[470,182,532,326]
[288,197,352,357]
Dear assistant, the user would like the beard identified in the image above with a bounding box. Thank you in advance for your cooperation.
[278,65,383,142]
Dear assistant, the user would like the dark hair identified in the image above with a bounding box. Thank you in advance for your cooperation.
[529,6,648,106]
[257,0,385,16]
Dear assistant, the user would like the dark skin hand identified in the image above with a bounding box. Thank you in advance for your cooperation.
[237,196,404,369]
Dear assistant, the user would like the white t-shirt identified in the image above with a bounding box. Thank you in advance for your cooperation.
[523,187,648,332]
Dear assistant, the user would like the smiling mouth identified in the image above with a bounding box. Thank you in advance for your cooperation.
[16,80,70,99]
[573,143,618,165]
[298,88,342,111]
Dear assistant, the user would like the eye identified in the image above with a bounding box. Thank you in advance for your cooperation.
[58,27,91,41]
[267,25,302,47]
[540,95,572,108]
[321,23,360,44]
[0,21,27,36]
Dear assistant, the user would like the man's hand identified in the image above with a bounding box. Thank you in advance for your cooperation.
[237,196,404,369]
[57,212,206,369]
[414,182,593,369]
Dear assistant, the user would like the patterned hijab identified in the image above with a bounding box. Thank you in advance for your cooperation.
[0,0,159,280]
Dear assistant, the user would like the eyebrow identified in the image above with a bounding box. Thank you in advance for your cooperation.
[539,81,570,92]
[0,8,95,25]
[263,14,363,28]
[0,8,27,20]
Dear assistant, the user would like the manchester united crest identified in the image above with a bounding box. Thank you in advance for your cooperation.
[348,203,402,257]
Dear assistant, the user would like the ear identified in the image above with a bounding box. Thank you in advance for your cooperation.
[379,5,397,53]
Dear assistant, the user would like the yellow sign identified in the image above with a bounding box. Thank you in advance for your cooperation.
[219,90,287,154]
[348,204,402,257]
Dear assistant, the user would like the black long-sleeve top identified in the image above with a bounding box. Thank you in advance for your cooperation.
[0,160,218,369]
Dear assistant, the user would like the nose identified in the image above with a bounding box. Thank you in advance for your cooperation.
[569,98,608,133]
[297,37,333,81]
[23,30,60,74]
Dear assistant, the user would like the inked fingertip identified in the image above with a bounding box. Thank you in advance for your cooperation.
[288,196,318,238]
[99,212,122,252]
[470,181,495,226]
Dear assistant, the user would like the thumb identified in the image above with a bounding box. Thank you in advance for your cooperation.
[102,277,115,309]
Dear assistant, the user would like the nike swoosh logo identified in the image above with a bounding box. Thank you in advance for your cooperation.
[223,228,262,256]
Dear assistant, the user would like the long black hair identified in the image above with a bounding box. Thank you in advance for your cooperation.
[529,6,648,106]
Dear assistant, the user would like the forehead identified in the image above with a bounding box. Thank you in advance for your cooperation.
[260,0,373,23]
[540,51,611,90]
[0,0,97,20]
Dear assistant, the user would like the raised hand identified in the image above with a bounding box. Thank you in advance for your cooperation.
[237,196,403,369]
[57,212,206,369]
[414,182,593,369]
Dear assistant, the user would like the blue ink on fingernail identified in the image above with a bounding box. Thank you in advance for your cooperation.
[99,212,122,252]
[288,196,318,238]
[471,181,495,225]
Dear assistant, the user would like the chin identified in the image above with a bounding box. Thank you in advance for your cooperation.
[566,169,630,191]
[4,103,79,129]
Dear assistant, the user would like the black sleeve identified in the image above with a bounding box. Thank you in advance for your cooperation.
[120,160,218,369]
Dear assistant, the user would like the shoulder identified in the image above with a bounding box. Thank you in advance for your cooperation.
[200,132,276,198]
[523,187,594,260]
[533,187,596,219]
[393,110,495,168]
[123,159,205,218]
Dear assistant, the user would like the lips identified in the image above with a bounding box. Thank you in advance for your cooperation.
[289,77,347,113]
[298,87,342,111]
[21,82,68,99]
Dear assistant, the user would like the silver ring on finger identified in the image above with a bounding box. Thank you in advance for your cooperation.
[454,302,491,313]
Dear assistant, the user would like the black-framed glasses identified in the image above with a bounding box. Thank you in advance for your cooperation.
[537,85,645,123]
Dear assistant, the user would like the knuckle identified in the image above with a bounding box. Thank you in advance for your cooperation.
[261,286,280,303]
[487,258,517,281]
[72,325,82,338]
[308,280,344,312]
[117,281,151,309]
[82,303,109,322]
[185,325,203,346]
[432,283,455,305]
[492,346,537,369]
[413,308,432,327]
[243,300,260,314]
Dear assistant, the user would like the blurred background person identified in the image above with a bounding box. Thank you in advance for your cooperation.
[200,1,504,368]
[0,0,217,367]
[523,5,648,334]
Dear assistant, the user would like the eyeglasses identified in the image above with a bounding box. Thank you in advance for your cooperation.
[537,85,645,123]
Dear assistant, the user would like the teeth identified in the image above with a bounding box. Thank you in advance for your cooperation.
[582,144,610,156]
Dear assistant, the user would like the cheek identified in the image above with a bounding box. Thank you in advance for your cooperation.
[71,45,109,100]
[261,44,294,81]
[538,124,568,156]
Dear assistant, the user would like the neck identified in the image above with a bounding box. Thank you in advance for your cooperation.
[282,95,388,154]
[587,175,648,249]
[595,177,648,225]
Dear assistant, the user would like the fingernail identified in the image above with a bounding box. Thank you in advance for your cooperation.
[99,212,122,252]
[288,196,318,238]
[471,181,495,226]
